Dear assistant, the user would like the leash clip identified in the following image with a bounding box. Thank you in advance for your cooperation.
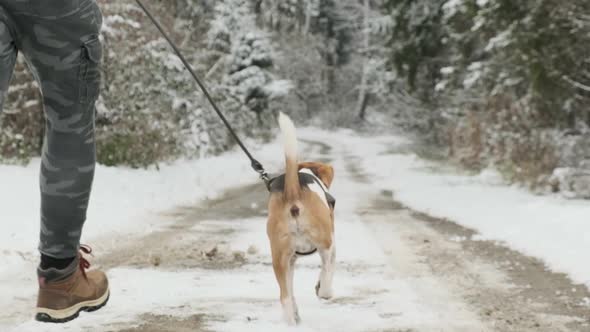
[251,159,271,190]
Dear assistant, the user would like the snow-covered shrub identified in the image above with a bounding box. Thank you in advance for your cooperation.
[96,2,193,166]
[0,57,43,164]
[97,0,285,166]
[202,0,291,148]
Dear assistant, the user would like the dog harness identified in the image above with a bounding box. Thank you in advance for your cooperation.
[267,170,336,209]
[268,169,335,256]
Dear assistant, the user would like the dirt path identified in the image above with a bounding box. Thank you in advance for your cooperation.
[86,140,590,331]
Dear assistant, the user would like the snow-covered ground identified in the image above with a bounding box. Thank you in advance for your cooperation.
[0,137,283,327]
[0,137,283,255]
[1,127,589,331]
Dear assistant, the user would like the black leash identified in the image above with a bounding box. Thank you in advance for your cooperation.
[135,0,270,188]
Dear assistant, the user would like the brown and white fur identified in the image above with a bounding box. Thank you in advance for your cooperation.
[267,113,336,325]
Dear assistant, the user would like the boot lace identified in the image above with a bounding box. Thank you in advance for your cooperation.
[79,244,93,279]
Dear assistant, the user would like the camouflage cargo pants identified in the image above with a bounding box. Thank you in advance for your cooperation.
[0,0,102,258]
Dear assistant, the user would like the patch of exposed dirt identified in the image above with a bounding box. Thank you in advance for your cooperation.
[113,314,210,332]
[96,183,269,271]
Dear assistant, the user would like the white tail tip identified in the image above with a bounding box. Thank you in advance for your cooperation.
[278,112,298,160]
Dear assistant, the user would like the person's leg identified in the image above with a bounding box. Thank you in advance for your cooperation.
[0,5,17,112]
[6,0,109,322]
[14,0,103,260]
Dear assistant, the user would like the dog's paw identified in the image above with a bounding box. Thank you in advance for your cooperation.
[315,281,333,300]
[282,300,301,325]
[284,312,300,326]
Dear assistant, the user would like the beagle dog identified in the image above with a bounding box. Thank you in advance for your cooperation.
[266,113,336,325]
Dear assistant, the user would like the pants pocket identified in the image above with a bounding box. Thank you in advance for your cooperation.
[78,36,102,105]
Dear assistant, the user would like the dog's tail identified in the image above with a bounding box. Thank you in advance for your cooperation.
[278,112,300,205]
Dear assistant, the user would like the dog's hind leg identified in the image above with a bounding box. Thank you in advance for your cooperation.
[287,255,301,323]
[316,242,335,300]
[271,244,300,325]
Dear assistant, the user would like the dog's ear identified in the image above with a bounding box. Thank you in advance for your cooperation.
[298,162,334,188]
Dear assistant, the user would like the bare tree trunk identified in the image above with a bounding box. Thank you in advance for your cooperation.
[356,0,370,120]
[358,92,369,120]
[357,64,369,120]
[271,0,280,30]
[303,0,311,35]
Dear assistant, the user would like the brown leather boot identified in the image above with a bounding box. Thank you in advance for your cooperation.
[36,246,110,323]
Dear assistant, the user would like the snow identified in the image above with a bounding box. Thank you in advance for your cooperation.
[103,15,141,29]
[485,29,512,52]
[471,15,486,32]
[442,0,465,19]
[9,264,476,332]
[435,80,448,92]
[263,80,293,98]
[463,61,483,88]
[440,66,455,75]
[101,15,141,37]
[476,0,490,7]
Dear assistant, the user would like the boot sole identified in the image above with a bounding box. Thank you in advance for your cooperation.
[35,288,110,323]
